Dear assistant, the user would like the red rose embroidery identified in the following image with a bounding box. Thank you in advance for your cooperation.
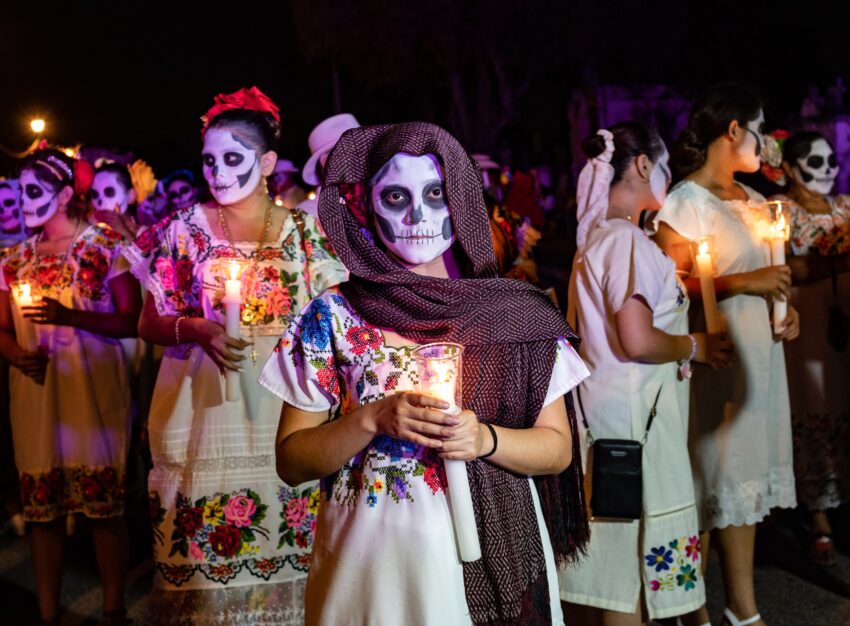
[209,524,242,558]
[345,325,383,355]
[175,506,204,538]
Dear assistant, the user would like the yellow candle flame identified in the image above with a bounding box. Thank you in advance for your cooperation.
[20,282,31,300]
[698,240,710,256]
[228,261,241,281]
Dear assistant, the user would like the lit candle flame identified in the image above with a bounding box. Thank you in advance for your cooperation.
[20,283,31,301]
[228,261,240,281]
[698,240,710,256]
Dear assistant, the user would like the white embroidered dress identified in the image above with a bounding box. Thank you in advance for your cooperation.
[126,204,347,624]
[656,181,796,530]
[560,218,705,619]
[259,286,589,626]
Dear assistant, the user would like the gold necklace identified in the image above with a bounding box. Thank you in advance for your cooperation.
[216,202,274,366]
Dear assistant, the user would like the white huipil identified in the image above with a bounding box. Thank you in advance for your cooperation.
[125,204,346,624]
[656,181,795,530]
[559,218,705,619]
[259,286,589,626]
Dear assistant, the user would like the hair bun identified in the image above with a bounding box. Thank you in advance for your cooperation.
[580,134,608,159]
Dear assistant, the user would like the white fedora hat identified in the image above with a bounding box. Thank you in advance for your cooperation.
[471,153,500,170]
[303,113,361,186]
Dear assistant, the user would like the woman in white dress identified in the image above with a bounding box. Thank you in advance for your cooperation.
[767,131,850,566]
[260,122,591,625]
[654,83,800,626]
[0,148,141,625]
[560,124,733,626]
[127,87,347,624]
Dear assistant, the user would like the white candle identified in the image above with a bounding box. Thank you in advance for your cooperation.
[17,282,33,307]
[769,215,788,334]
[695,240,721,333]
[223,261,242,402]
[415,349,482,563]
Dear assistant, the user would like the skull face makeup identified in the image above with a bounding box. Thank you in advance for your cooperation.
[0,181,22,233]
[736,111,765,172]
[90,171,130,214]
[202,128,262,206]
[369,153,455,266]
[649,147,671,206]
[166,178,198,211]
[20,168,62,228]
[792,138,839,195]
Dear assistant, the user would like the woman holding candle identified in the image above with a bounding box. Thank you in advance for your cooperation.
[654,83,800,626]
[767,131,850,567]
[126,87,346,625]
[0,148,141,626]
[560,124,732,626]
[259,122,591,625]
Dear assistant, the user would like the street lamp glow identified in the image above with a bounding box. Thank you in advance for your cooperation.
[30,119,46,134]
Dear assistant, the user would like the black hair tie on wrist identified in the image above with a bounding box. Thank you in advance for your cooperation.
[480,423,498,459]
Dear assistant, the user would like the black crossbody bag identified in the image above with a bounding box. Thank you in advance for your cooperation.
[575,383,662,520]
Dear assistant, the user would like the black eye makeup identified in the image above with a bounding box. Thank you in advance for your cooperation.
[104,187,116,198]
[25,184,44,200]
[224,152,245,167]
[807,156,824,168]
[202,155,215,168]
[423,182,447,208]
[380,186,411,210]
[89,189,100,201]
[2,199,15,208]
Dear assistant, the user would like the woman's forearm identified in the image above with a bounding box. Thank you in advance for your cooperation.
[66,310,138,338]
[684,274,750,301]
[479,421,572,476]
[276,404,378,486]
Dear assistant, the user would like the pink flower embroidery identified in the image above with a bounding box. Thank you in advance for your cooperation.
[650,580,661,592]
[284,497,308,528]
[222,495,257,528]
[685,535,701,562]
[266,285,292,318]
[189,542,205,561]
[154,257,175,291]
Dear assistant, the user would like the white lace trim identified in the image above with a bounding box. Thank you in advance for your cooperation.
[699,466,797,530]
[138,577,305,626]
[153,454,275,474]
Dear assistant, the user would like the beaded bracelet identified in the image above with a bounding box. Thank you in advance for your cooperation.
[479,422,498,459]
[678,334,697,380]
[174,316,186,345]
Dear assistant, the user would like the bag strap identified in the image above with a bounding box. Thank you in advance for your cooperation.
[573,311,662,446]
[291,208,312,297]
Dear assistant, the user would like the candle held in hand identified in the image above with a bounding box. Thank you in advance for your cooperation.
[694,238,721,333]
[223,260,243,401]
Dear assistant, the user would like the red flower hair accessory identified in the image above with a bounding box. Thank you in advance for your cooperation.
[761,129,790,186]
[201,86,280,135]
[73,158,95,197]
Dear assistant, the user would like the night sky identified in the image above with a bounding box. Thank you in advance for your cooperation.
[1,1,845,178]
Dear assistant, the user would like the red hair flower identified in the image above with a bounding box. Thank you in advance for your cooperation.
[202,86,280,134]
[73,159,95,197]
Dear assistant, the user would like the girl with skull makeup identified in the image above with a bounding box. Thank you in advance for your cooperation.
[89,163,141,241]
[766,131,850,567]
[259,122,591,626]
[0,148,142,626]
[126,87,346,625]
[655,84,799,626]
[0,179,29,249]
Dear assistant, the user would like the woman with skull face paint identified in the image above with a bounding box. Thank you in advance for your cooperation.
[89,163,141,241]
[0,180,29,248]
[767,131,850,567]
[560,125,733,626]
[259,122,591,626]
[0,148,142,626]
[126,87,346,625]
[163,169,199,213]
[655,84,799,626]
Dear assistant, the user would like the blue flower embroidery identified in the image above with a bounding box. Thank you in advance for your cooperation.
[373,435,417,462]
[300,299,333,350]
[366,493,377,508]
[645,546,674,572]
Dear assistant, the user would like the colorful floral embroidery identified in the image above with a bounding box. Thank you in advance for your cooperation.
[19,465,125,521]
[0,226,126,306]
[168,489,269,562]
[776,195,850,256]
[277,485,319,550]
[645,535,701,592]
[289,288,450,509]
[155,554,309,587]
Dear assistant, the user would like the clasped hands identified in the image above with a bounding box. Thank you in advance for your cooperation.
[367,392,486,461]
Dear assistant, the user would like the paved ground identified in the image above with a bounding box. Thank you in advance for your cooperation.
[0,508,848,625]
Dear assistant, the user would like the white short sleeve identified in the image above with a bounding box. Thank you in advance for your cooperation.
[542,337,590,408]
[656,182,704,240]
